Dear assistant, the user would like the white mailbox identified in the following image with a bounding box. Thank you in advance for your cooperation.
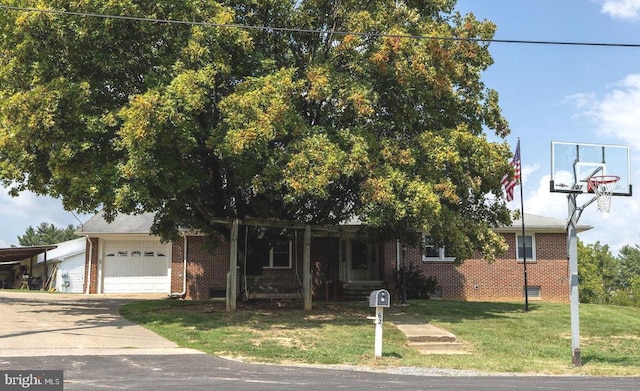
[369,289,390,308]
[369,289,390,358]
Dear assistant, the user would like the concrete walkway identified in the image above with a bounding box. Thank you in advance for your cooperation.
[0,291,203,357]
[386,308,470,355]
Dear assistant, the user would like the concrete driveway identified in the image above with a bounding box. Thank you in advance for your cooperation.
[0,290,202,357]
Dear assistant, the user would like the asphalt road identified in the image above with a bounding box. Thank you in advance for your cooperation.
[0,291,638,390]
[1,354,639,391]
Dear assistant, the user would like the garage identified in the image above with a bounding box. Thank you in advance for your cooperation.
[102,239,170,293]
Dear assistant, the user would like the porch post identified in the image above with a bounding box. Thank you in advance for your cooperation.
[303,224,312,311]
[227,218,239,312]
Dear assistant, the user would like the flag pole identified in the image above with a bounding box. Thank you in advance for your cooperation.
[517,138,529,312]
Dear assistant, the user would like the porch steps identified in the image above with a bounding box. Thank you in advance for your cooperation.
[342,281,385,301]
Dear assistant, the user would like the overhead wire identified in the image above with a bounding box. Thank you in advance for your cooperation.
[1,4,640,48]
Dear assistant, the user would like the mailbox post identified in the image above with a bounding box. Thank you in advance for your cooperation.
[369,289,390,358]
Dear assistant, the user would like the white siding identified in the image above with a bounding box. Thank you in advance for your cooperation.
[56,255,85,294]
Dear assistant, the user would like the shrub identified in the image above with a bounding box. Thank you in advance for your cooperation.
[396,261,438,299]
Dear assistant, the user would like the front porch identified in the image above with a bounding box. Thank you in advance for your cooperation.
[228,221,391,306]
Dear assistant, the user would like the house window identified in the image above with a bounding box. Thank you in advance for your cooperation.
[525,286,541,300]
[269,241,292,268]
[516,235,535,261]
[422,234,454,262]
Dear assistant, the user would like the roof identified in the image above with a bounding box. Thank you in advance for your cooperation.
[496,213,591,233]
[37,237,86,264]
[0,245,57,263]
[76,212,156,235]
[77,211,588,236]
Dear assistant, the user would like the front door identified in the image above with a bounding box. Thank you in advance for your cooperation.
[346,239,379,281]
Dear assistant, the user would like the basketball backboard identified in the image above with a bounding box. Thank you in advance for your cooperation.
[550,141,632,196]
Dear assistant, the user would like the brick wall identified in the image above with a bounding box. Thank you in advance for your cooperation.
[183,235,230,300]
[82,237,99,294]
[170,239,185,294]
[382,240,400,291]
[398,232,569,302]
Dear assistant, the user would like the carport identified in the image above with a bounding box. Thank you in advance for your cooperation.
[0,245,57,289]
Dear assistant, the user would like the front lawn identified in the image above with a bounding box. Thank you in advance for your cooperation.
[120,299,640,376]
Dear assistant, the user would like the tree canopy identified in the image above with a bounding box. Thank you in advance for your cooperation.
[17,222,77,246]
[0,0,513,261]
[578,240,640,306]
[577,240,616,304]
[608,244,640,306]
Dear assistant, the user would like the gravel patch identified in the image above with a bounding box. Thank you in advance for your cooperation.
[276,362,523,377]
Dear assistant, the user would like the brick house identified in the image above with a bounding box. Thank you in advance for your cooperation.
[78,212,589,304]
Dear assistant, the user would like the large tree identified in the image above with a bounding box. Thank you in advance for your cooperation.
[0,0,513,261]
[18,222,77,246]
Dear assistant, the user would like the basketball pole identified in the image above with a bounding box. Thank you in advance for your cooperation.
[567,193,581,367]
[567,189,597,368]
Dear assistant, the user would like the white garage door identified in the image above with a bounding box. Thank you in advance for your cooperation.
[103,240,170,293]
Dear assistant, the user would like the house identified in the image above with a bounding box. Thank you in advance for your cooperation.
[35,237,87,293]
[77,212,590,305]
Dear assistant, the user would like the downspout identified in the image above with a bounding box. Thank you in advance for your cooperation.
[170,235,188,298]
[396,239,401,272]
[43,250,47,286]
[85,236,93,295]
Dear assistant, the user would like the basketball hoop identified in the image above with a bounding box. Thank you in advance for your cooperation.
[587,175,620,213]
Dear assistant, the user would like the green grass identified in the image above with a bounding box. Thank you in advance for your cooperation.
[406,301,640,375]
[120,299,640,376]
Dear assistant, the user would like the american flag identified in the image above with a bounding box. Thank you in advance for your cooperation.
[501,140,521,202]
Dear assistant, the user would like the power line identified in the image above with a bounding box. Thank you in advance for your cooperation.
[2,4,640,48]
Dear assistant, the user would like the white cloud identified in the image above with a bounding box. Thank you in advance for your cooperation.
[0,188,89,247]
[521,162,540,186]
[524,174,567,220]
[1,189,57,219]
[585,74,640,149]
[597,0,640,19]
[562,92,597,111]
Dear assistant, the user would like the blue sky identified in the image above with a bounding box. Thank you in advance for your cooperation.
[2,0,640,252]
[455,0,640,253]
